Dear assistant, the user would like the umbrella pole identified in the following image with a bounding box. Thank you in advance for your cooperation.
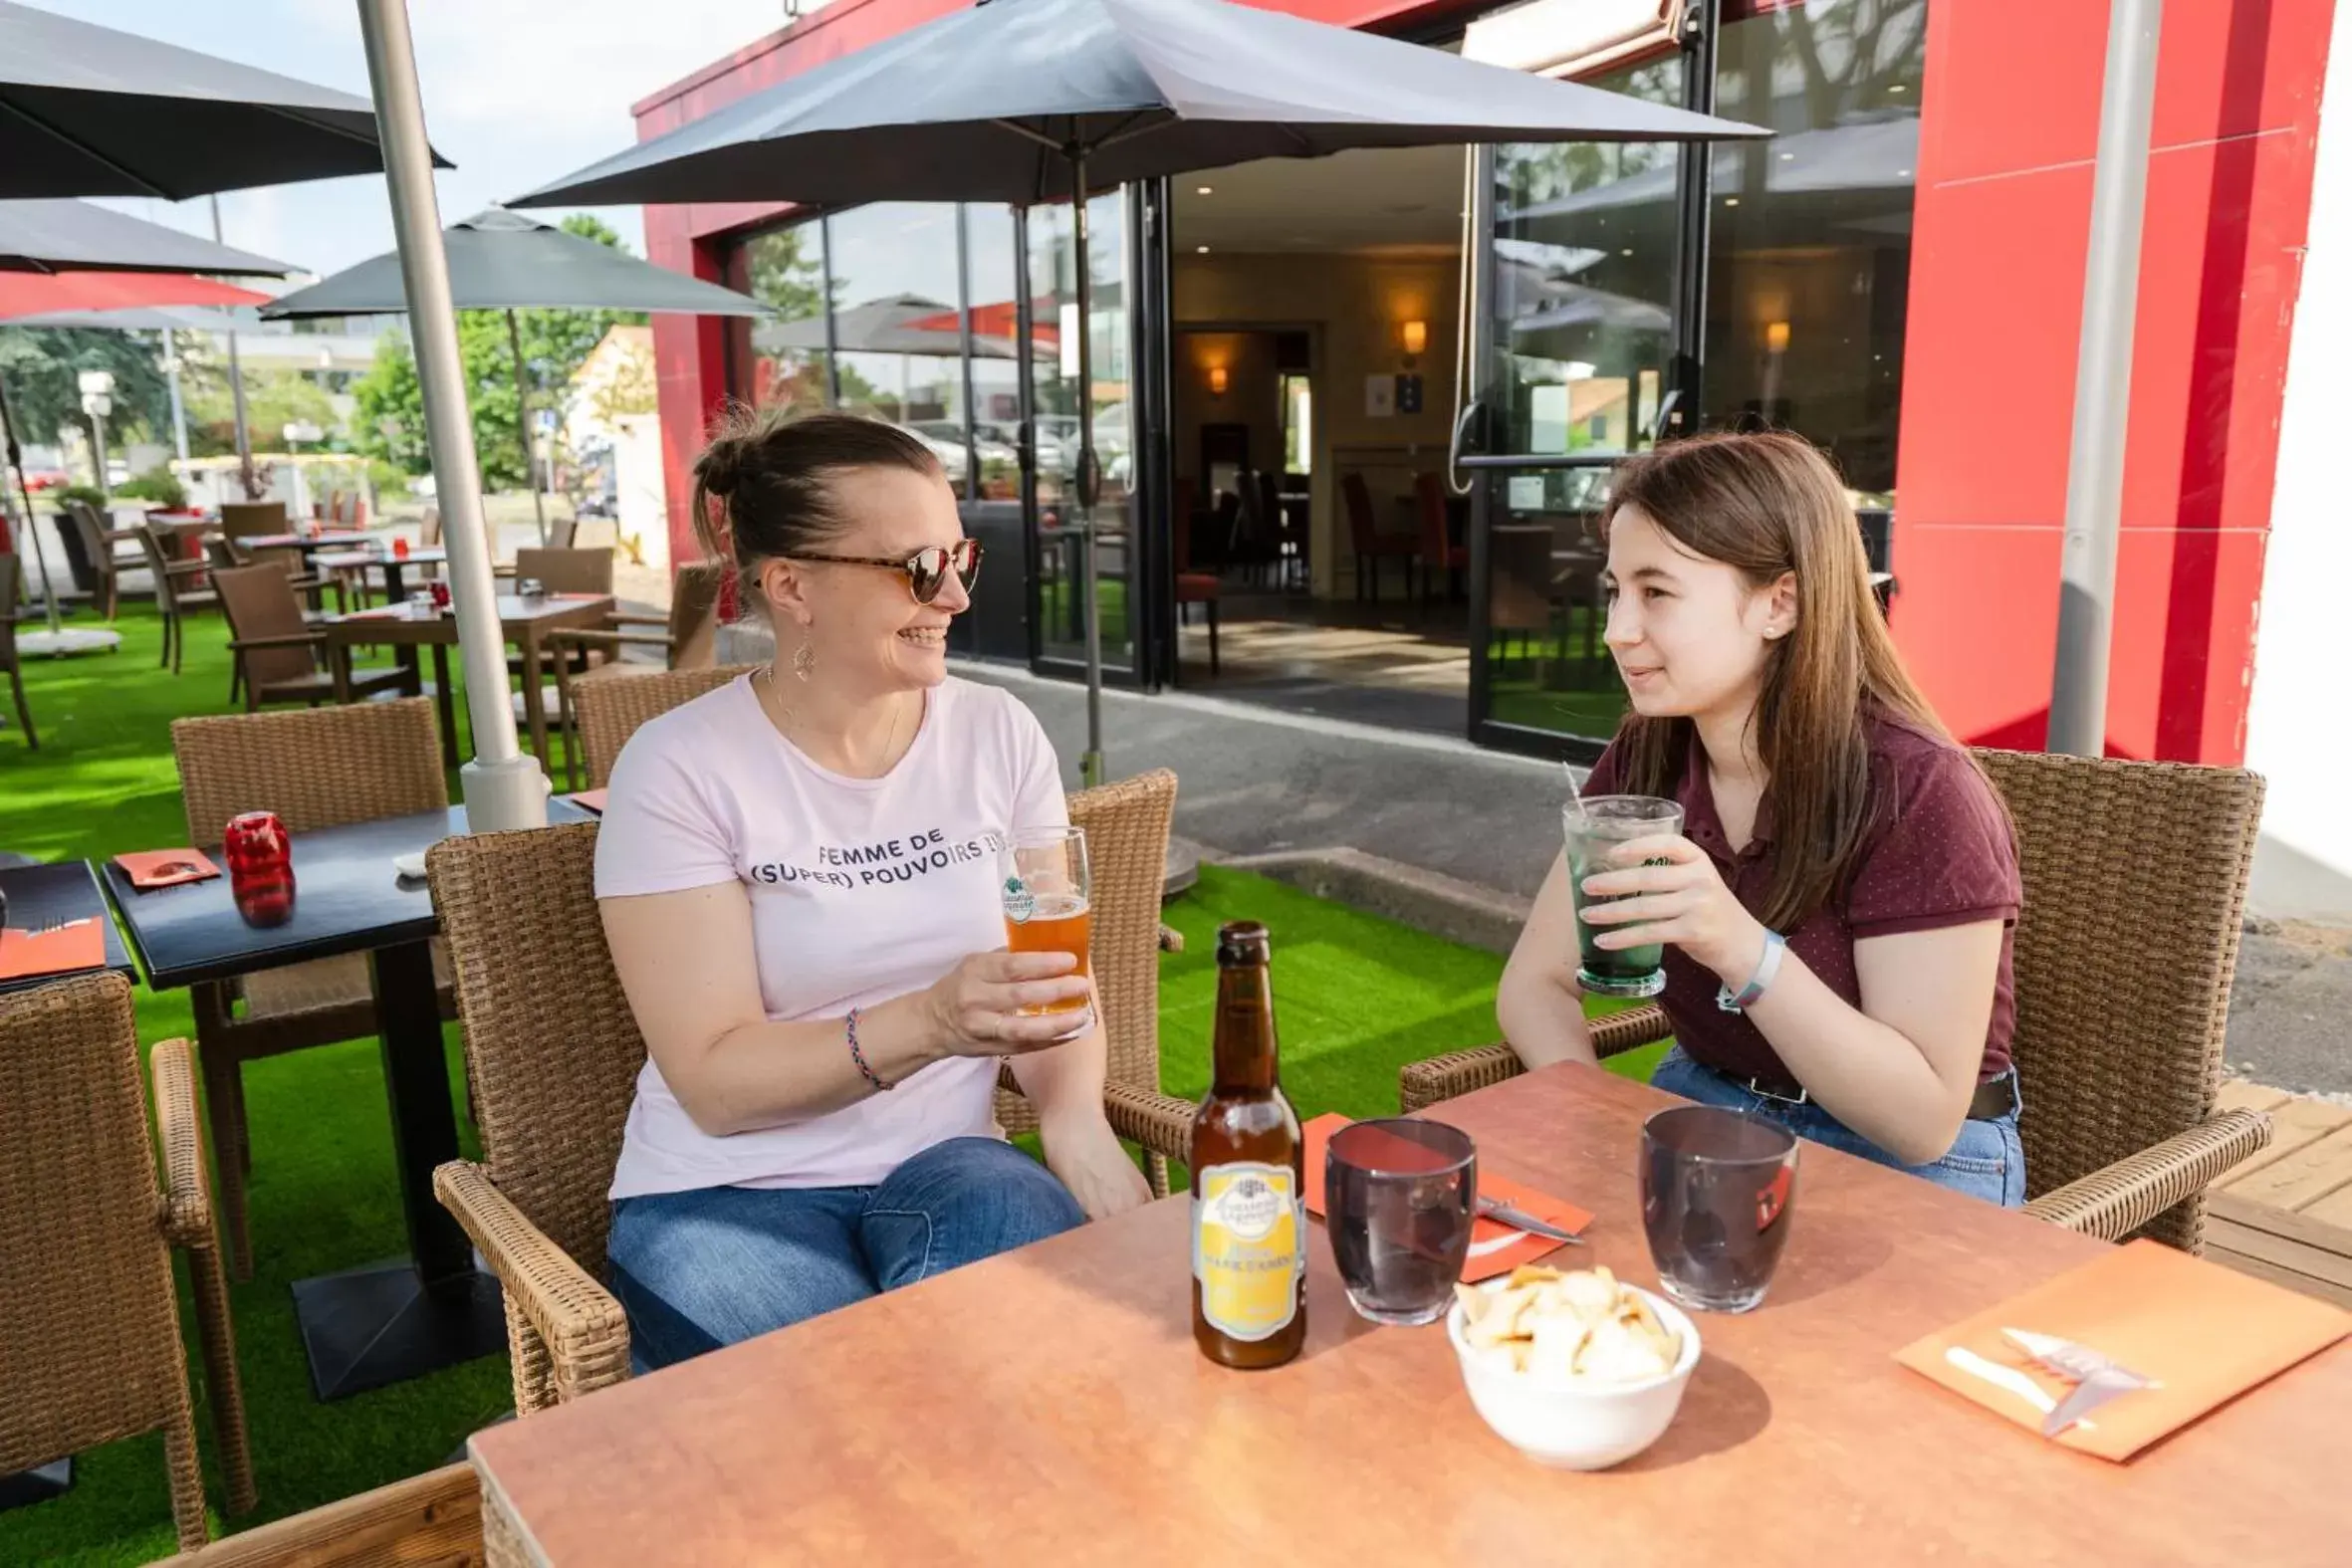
[507,309,547,545]
[1071,150,1105,787]
[356,0,545,832]
[208,197,256,496]
[0,372,62,635]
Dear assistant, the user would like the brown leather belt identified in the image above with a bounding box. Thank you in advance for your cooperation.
[1740,1067,2019,1122]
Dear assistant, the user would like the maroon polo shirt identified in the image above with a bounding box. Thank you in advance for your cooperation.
[1583,716,2020,1090]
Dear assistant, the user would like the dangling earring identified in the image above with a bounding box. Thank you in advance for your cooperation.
[793,636,817,682]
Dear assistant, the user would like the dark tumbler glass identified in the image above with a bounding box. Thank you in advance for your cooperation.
[1640,1105,1799,1314]
[1325,1118,1477,1326]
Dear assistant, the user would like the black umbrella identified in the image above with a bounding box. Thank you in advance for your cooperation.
[514,0,1764,783]
[0,0,445,200]
[0,197,293,275]
[264,209,769,539]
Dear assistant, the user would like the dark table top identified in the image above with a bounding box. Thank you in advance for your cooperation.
[0,859,139,996]
[103,801,592,990]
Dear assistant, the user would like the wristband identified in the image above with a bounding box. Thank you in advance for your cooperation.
[1716,929,1786,1013]
[845,1007,891,1091]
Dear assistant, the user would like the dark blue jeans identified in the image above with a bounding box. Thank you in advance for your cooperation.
[1650,1047,2027,1208]
[605,1136,1084,1371]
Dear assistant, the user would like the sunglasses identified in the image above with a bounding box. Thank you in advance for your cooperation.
[791,539,984,605]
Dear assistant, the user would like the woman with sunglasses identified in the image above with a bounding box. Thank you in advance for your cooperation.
[592,408,1150,1369]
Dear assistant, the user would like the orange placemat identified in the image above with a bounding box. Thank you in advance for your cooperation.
[0,919,107,983]
[1895,1237,2350,1461]
[1301,1112,1592,1282]
[569,789,607,814]
[114,848,221,890]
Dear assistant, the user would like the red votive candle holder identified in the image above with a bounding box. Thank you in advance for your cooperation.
[223,810,296,926]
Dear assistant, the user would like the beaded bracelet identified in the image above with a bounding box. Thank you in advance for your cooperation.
[845,1007,891,1091]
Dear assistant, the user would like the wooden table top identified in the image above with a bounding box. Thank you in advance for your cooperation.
[324,594,610,645]
[469,1064,2350,1566]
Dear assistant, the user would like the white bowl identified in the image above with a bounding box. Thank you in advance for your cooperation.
[1445,1278,1702,1470]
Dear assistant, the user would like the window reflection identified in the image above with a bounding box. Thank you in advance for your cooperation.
[1028,194,1132,671]
[1707,0,1926,496]
[736,220,830,415]
[823,204,971,495]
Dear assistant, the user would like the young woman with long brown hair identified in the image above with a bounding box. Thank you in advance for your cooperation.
[1499,431,2025,1203]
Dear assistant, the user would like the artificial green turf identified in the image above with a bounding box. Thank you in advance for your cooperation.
[0,599,1650,1565]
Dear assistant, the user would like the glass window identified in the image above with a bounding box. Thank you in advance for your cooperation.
[1492,54,1685,483]
[823,203,972,495]
[736,219,830,416]
[964,205,1025,503]
[1705,0,1926,498]
[1028,193,1132,673]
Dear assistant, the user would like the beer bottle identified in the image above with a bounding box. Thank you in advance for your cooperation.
[1191,920,1306,1369]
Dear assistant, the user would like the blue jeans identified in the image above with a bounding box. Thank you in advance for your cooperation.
[605,1136,1084,1371]
[1650,1047,2027,1208]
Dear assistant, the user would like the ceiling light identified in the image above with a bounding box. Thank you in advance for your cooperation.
[1778,152,1795,162]
[1196,245,1211,254]
[1196,185,1214,196]
[1888,84,1907,94]
[1897,168,1913,178]
[1724,197,1741,207]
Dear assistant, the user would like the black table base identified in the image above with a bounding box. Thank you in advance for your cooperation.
[0,1458,72,1511]
[293,1258,506,1402]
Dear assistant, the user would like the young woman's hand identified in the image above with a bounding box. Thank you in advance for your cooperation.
[922,951,1096,1056]
[1042,1114,1153,1221]
[1577,833,1769,989]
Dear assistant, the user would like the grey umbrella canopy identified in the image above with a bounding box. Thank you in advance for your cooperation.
[514,0,1765,784]
[0,0,445,200]
[0,197,293,275]
[761,294,1030,359]
[263,209,767,539]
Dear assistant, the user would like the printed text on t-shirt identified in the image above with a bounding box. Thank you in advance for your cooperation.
[750,828,1008,891]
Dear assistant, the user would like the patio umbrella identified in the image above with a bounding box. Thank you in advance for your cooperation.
[0,0,444,200]
[761,293,1032,360]
[516,0,1763,784]
[262,208,770,540]
[0,207,292,649]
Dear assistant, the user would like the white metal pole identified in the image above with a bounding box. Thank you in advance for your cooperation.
[1070,153,1104,787]
[354,0,547,829]
[2048,0,2163,757]
[207,197,255,494]
[162,331,190,464]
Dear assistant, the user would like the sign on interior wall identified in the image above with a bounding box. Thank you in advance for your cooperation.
[1364,375,1396,418]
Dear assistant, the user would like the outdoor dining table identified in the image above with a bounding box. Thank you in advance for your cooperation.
[311,545,448,603]
[101,800,592,1402]
[466,1063,2349,1566]
[0,858,138,997]
[324,593,613,770]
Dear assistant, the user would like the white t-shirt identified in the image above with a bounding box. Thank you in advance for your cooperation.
[592,673,1066,1200]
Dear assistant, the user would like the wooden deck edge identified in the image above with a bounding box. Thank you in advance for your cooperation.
[2206,1238,2352,1310]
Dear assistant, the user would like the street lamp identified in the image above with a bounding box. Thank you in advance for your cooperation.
[77,369,116,497]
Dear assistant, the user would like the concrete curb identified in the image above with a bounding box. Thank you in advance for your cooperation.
[1208,844,1531,957]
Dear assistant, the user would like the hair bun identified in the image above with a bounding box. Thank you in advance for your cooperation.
[700,435,744,499]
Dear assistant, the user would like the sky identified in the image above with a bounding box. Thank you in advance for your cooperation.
[53,0,822,281]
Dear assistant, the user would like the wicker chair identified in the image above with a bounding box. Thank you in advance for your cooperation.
[511,546,612,597]
[213,564,409,714]
[65,499,137,619]
[425,774,1198,1415]
[1399,750,2275,1252]
[572,664,758,789]
[549,561,726,789]
[171,700,457,1279]
[0,975,254,1551]
[134,522,221,675]
[159,1463,480,1566]
[1,561,36,748]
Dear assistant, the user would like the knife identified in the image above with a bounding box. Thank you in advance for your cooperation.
[1476,1195,1583,1244]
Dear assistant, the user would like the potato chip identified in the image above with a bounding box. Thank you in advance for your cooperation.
[1457,1265,1680,1385]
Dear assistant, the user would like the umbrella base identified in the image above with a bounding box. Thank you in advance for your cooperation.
[19,627,122,658]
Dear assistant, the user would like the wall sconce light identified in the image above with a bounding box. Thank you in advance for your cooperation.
[1208,364,1229,396]
[1399,319,1428,357]
[1764,320,1791,353]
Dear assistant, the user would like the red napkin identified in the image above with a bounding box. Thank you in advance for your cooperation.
[0,920,107,983]
[114,849,221,890]
[569,789,607,814]
[1301,1112,1593,1282]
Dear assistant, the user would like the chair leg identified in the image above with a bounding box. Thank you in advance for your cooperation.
[1145,1150,1171,1201]
[195,1003,256,1281]
[8,667,32,748]
[184,1224,257,1516]
[160,1379,208,1553]
[171,610,185,675]
[1206,600,1220,676]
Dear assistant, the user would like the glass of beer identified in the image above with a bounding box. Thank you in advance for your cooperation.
[999,825,1092,1016]
[1564,794,1685,998]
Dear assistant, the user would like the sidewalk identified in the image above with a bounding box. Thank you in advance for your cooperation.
[954,660,2351,1101]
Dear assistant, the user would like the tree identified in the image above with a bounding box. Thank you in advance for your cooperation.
[348,212,648,490]
[0,327,169,459]
[183,364,339,457]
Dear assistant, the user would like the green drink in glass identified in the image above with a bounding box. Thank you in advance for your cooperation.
[1564,794,1686,998]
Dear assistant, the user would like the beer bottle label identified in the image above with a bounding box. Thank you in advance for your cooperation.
[1192,1162,1304,1342]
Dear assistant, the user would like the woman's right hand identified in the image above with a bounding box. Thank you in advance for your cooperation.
[923,951,1096,1056]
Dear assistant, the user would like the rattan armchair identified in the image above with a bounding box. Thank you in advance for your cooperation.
[171,700,457,1278]
[0,975,254,1551]
[135,522,220,675]
[212,564,409,714]
[549,561,724,789]
[160,1463,479,1566]
[425,771,1198,1415]
[1,561,36,748]
[571,663,759,788]
[1399,750,2275,1253]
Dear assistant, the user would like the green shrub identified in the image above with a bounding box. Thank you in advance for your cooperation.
[116,466,188,512]
[53,483,107,512]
